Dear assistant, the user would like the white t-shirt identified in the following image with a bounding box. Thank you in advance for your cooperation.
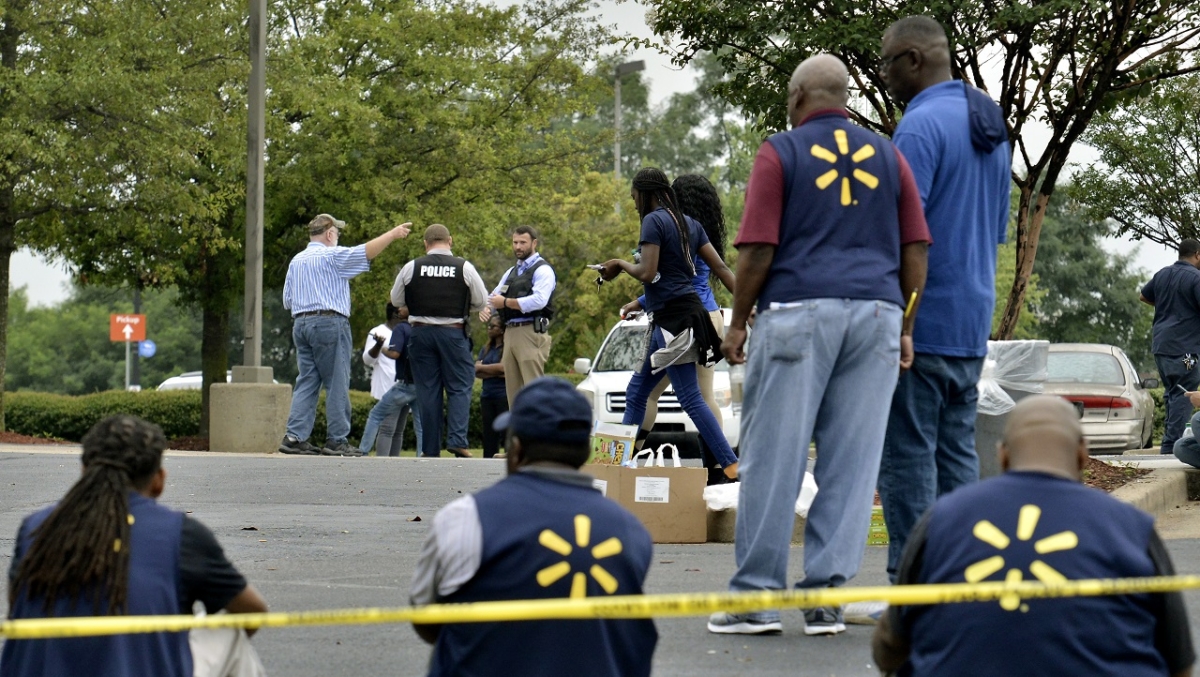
[362,323,395,399]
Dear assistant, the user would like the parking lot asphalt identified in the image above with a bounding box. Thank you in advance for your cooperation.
[2,448,1200,676]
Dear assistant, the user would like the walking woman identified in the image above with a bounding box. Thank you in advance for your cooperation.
[600,168,738,479]
[620,174,734,481]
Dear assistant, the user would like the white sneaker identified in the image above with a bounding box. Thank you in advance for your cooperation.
[707,611,782,635]
[843,601,887,625]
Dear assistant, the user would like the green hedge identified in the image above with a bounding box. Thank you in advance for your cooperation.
[6,372,588,447]
[1150,387,1164,448]
[7,390,203,441]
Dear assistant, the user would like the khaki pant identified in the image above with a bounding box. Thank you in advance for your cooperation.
[502,323,552,405]
[643,309,725,434]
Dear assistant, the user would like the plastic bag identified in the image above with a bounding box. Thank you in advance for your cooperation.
[628,443,683,468]
[704,483,739,511]
[702,471,819,517]
[976,357,1016,416]
[987,340,1049,393]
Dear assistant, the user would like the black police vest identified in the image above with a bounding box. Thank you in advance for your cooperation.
[501,258,555,323]
[405,254,470,320]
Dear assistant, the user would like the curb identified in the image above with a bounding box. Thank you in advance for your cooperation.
[1112,468,1190,517]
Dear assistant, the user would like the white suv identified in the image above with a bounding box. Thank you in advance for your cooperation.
[573,310,739,457]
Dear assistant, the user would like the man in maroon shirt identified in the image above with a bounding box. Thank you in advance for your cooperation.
[709,54,930,636]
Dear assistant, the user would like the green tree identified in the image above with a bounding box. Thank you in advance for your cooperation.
[1071,74,1200,248]
[5,285,203,394]
[263,0,617,354]
[0,0,201,427]
[1028,198,1155,372]
[640,0,1200,340]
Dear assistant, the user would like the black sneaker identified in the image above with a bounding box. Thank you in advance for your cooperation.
[321,441,364,457]
[279,436,318,455]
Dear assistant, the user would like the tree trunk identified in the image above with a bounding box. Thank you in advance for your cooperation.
[199,254,231,438]
[0,209,14,432]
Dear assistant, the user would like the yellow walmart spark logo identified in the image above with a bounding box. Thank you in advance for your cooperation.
[966,504,1078,611]
[535,515,624,599]
[810,129,879,206]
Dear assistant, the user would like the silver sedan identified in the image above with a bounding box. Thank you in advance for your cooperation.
[1041,343,1158,453]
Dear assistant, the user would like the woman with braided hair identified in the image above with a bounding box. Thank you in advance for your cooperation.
[601,168,739,479]
[2,415,268,677]
[620,174,736,483]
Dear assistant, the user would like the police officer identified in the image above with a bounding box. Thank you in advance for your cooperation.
[409,378,656,677]
[480,226,556,405]
[391,224,488,458]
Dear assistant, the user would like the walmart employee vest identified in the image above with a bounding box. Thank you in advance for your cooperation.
[500,258,555,323]
[406,253,470,320]
[1,494,190,677]
[905,472,1164,677]
[760,113,903,308]
[429,472,658,677]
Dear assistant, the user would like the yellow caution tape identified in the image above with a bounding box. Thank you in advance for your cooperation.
[4,575,1199,640]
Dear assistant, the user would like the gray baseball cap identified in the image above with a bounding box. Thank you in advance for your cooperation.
[308,213,346,236]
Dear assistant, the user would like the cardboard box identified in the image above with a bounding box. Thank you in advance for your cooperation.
[582,464,708,543]
[590,422,638,465]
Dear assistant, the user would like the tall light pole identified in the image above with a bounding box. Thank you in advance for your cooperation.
[237,0,270,384]
[614,60,645,181]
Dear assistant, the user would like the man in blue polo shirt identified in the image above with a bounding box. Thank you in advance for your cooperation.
[1141,238,1200,455]
[409,378,656,676]
[712,53,930,636]
[873,396,1194,677]
[875,16,1013,583]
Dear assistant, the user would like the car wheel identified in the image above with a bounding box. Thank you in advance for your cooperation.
[1141,423,1153,451]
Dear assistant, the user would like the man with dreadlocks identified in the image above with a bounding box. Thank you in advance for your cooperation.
[599,167,739,480]
[2,415,269,677]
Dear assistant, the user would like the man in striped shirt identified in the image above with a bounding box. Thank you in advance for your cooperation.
[280,213,412,457]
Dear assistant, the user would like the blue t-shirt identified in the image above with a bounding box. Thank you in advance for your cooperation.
[638,254,717,313]
[1141,261,1200,356]
[478,343,505,399]
[895,81,1012,358]
[639,208,710,313]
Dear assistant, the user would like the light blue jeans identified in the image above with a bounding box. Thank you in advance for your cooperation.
[359,382,419,453]
[285,315,353,444]
[730,299,901,618]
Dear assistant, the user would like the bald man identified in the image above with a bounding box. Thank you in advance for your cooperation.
[876,15,1014,582]
[873,396,1194,677]
[391,225,488,458]
[711,54,930,636]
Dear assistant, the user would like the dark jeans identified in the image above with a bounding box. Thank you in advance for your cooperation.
[410,326,475,457]
[480,396,509,458]
[1155,354,1200,454]
[878,353,985,581]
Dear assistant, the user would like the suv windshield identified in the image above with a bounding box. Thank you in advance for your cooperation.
[594,325,650,372]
